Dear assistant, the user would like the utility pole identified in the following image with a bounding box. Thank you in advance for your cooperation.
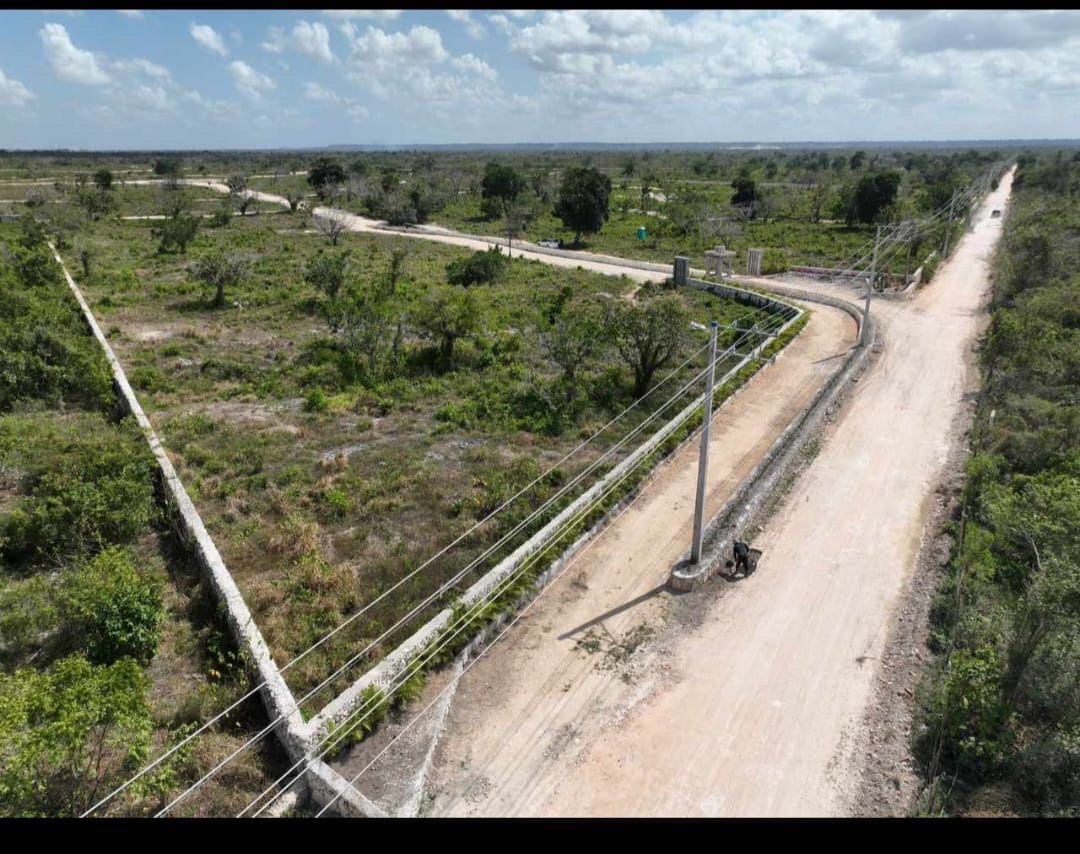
[943,188,957,258]
[862,225,881,347]
[690,320,719,564]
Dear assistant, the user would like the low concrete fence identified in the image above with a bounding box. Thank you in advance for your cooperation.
[671,280,874,590]
[304,280,804,753]
[374,222,704,278]
[49,245,384,817]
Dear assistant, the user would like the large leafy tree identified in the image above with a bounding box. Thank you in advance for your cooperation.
[554,166,612,246]
[307,157,347,201]
[480,162,526,221]
[610,294,690,398]
[844,171,902,225]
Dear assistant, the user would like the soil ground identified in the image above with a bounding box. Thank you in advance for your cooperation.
[367,170,1016,817]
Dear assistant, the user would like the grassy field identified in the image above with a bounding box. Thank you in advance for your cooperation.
[57,204,786,711]
[0,218,285,817]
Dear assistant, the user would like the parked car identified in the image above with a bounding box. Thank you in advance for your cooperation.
[991,209,1002,218]
[538,238,562,249]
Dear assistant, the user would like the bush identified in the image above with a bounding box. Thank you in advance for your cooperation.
[153,214,199,254]
[445,247,508,287]
[922,646,1012,777]
[62,547,163,666]
[1,421,157,565]
[0,277,113,411]
[0,655,152,817]
[303,388,329,413]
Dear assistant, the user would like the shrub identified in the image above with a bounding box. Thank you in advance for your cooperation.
[303,388,329,412]
[445,247,508,287]
[0,278,113,411]
[62,547,163,666]
[153,214,199,254]
[923,645,1011,777]
[0,655,152,817]
[1,422,157,564]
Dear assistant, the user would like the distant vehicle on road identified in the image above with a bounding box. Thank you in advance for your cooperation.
[538,238,562,249]
[991,209,1002,218]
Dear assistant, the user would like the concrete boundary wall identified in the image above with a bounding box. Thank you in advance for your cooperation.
[46,245,323,801]
[304,281,803,751]
[50,246,390,817]
[373,222,710,279]
[671,280,873,590]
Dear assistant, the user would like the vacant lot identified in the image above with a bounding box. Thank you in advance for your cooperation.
[0,217,284,817]
[56,199,787,711]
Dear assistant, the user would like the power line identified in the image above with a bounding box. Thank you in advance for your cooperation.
[253,363,739,818]
[156,321,783,816]
[82,327,722,815]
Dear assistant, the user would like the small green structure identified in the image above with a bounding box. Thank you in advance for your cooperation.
[637,225,647,241]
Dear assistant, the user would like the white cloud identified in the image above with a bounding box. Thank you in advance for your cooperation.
[304,80,370,122]
[322,10,402,20]
[116,10,144,19]
[0,67,35,106]
[342,24,448,69]
[304,81,343,103]
[450,53,497,80]
[229,60,276,101]
[261,28,284,53]
[112,57,170,79]
[447,10,485,40]
[39,22,111,85]
[190,23,228,57]
[262,20,336,63]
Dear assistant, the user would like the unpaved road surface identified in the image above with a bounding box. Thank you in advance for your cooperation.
[413,171,1014,817]
[330,299,852,815]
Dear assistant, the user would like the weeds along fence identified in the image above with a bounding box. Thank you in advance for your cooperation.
[52,235,801,815]
[301,282,803,753]
[45,244,366,816]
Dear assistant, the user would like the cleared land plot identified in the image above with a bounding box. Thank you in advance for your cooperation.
[63,210,787,713]
[0,219,284,817]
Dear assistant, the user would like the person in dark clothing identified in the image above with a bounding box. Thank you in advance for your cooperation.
[733,540,751,576]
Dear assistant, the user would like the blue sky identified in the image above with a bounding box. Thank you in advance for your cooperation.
[3,9,1080,149]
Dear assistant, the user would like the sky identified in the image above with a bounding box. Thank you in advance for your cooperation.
[2,9,1080,150]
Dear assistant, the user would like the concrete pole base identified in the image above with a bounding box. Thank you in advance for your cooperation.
[668,557,713,592]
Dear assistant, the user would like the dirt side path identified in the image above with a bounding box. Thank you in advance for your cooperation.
[409,302,856,816]
[420,170,1014,817]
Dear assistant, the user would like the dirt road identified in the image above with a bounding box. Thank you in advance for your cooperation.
[327,296,857,814]
[411,170,1014,816]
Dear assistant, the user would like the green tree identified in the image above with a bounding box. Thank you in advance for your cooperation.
[480,162,526,221]
[75,187,115,221]
[307,157,347,200]
[610,295,690,398]
[158,215,200,254]
[152,157,181,177]
[542,297,608,406]
[304,250,350,302]
[845,171,902,225]
[0,656,153,817]
[191,252,249,308]
[62,547,163,666]
[92,169,113,192]
[414,286,479,369]
[446,247,508,287]
[553,165,612,246]
[731,176,758,206]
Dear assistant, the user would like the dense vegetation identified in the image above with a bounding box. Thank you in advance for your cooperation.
[916,153,1080,816]
[0,215,281,816]
[0,143,1047,814]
